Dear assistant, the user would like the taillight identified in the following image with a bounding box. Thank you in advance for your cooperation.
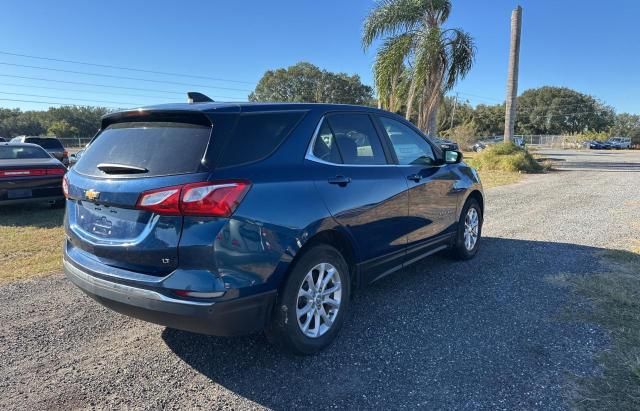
[181,181,250,217]
[136,186,182,215]
[62,175,69,198]
[0,168,65,177]
[136,180,250,217]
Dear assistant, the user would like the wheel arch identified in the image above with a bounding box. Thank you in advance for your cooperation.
[283,228,361,295]
[467,189,484,215]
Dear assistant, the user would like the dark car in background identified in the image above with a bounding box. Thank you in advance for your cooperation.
[0,142,66,207]
[63,101,484,355]
[433,137,459,151]
[10,136,69,166]
[583,140,606,149]
[0,137,6,142]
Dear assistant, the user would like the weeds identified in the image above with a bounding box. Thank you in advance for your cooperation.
[466,143,550,173]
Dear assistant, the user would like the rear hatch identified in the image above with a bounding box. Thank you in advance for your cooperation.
[65,113,218,275]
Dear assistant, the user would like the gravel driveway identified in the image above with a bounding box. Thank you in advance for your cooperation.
[1,149,639,410]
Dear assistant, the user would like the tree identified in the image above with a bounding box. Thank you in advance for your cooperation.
[47,120,79,137]
[436,95,473,133]
[515,87,615,135]
[0,111,46,137]
[473,104,505,136]
[504,6,522,142]
[610,113,640,140]
[249,62,374,105]
[0,105,108,137]
[362,0,475,134]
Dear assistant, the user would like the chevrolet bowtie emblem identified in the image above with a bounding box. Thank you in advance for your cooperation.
[85,189,100,201]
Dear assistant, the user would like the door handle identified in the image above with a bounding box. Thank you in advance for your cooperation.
[328,175,351,186]
[407,174,422,182]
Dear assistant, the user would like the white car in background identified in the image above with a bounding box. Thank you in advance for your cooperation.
[606,137,631,149]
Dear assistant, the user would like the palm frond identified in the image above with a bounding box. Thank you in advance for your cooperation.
[373,33,414,105]
[442,29,475,91]
[362,0,426,49]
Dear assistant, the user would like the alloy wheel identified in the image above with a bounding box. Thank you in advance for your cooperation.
[296,263,342,338]
[464,207,479,251]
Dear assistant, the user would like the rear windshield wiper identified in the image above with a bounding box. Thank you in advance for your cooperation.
[97,163,148,174]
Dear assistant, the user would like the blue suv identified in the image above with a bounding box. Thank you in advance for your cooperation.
[63,101,483,354]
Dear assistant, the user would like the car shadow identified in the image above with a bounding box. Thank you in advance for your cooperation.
[162,237,616,409]
[0,203,64,228]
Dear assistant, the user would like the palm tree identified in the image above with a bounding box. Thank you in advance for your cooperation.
[363,0,475,135]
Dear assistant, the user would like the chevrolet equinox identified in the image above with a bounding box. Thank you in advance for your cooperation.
[63,100,484,355]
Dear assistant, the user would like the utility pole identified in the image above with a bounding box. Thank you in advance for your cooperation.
[504,5,522,143]
[450,93,458,130]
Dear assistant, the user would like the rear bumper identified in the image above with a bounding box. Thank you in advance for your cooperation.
[63,249,277,337]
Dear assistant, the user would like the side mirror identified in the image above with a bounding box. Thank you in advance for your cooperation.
[69,154,77,160]
[444,150,463,164]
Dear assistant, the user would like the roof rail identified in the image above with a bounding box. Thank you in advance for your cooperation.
[187,92,214,103]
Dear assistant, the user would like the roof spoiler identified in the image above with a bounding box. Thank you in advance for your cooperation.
[187,92,214,103]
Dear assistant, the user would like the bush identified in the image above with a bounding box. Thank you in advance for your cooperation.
[441,121,477,149]
[467,143,544,173]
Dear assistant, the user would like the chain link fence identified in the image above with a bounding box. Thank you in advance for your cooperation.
[58,137,93,149]
[475,135,586,149]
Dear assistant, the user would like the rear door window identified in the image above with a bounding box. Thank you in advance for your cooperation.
[312,121,343,164]
[216,111,305,168]
[326,113,388,165]
[73,122,211,178]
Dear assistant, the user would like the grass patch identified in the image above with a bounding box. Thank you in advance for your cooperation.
[476,170,522,188]
[0,204,64,283]
[561,248,640,410]
[466,143,549,173]
[462,150,523,188]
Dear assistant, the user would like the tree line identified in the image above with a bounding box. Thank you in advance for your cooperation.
[0,106,108,138]
[438,86,624,138]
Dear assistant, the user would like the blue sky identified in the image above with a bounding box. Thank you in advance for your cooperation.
[0,0,638,113]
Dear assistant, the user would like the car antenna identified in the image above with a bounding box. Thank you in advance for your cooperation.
[187,92,214,103]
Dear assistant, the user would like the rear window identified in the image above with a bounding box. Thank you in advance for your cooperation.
[215,112,305,168]
[25,138,64,149]
[0,146,51,159]
[73,122,211,178]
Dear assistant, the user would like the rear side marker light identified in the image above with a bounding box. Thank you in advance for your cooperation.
[136,180,250,217]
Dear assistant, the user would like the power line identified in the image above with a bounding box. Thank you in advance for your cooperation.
[0,81,239,101]
[0,74,203,97]
[0,61,254,92]
[0,97,122,109]
[0,50,256,85]
[0,91,141,106]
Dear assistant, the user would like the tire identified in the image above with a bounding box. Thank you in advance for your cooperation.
[266,244,350,355]
[450,198,482,260]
